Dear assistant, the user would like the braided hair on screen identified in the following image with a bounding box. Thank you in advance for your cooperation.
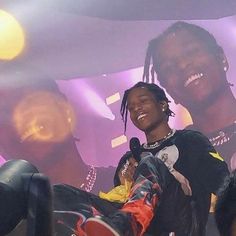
[120,82,174,132]
[142,21,224,83]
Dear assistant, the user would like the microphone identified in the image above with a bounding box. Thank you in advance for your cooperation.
[129,137,141,162]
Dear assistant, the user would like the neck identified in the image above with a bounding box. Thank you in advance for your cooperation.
[189,87,236,133]
[145,122,172,143]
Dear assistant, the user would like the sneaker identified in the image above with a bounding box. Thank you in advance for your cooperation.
[84,216,121,236]
[54,210,87,236]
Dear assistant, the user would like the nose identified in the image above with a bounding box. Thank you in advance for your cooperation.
[177,55,192,71]
[133,103,142,112]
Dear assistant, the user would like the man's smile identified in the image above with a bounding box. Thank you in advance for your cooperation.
[184,72,204,88]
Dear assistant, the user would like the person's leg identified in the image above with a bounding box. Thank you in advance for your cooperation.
[145,179,195,236]
[84,154,174,236]
[53,184,122,236]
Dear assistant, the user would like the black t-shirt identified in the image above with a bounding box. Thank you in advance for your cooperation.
[187,122,236,171]
[142,129,229,235]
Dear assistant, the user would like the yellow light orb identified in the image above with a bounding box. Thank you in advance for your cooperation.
[13,91,76,143]
[0,10,25,60]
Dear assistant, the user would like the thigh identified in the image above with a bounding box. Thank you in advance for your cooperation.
[53,184,123,236]
[53,184,122,215]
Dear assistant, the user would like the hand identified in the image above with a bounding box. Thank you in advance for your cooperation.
[118,157,138,185]
[172,169,192,196]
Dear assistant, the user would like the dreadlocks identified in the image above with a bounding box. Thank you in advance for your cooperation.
[142,21,224,83]
[120,82,174,132]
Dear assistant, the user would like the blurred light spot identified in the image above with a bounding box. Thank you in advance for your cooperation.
[111,135,127,148]
[13,91,76,143]
[0,10,25,60]
[178,107,192,127]
[169,104,192,129]
[0,155,6,166]
[129,67,144,85]
[77,81,115,120]
[106,92,120,105]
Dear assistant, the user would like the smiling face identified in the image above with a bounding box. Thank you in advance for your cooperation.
[127,87,167,133]
[0,84,74,164]
[154,29,227,108]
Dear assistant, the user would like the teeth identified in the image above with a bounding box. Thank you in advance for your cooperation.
[184,73,203,87]
[137,114,147,120]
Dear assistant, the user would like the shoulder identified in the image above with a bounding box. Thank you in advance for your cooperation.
[176,129,210,143]
[176,129,205,136]
[174,129,213,152]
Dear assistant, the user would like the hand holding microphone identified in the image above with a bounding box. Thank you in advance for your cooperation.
[118,137,142,184]
[129,137,142,162]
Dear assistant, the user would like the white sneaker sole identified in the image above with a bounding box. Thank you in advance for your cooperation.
[84,217,120,236]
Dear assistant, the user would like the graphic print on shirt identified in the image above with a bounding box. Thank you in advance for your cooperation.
[155,145,192,196]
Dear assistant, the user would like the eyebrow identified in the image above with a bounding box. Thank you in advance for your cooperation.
[128,94,150,102]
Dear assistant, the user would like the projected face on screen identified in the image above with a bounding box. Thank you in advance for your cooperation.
[142,21,236,171]
[155,28,228,108]
[0,86,74,161]
[0,78,91,187]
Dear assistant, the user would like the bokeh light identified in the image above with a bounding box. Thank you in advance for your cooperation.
[13,91,76,143]
[0,10,25,60]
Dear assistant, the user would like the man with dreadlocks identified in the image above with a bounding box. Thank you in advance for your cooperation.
[84,82,228,236]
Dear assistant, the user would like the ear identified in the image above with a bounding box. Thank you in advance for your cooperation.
[217,51,229,72]
[222,56,229,72]
[159,101,168,111]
